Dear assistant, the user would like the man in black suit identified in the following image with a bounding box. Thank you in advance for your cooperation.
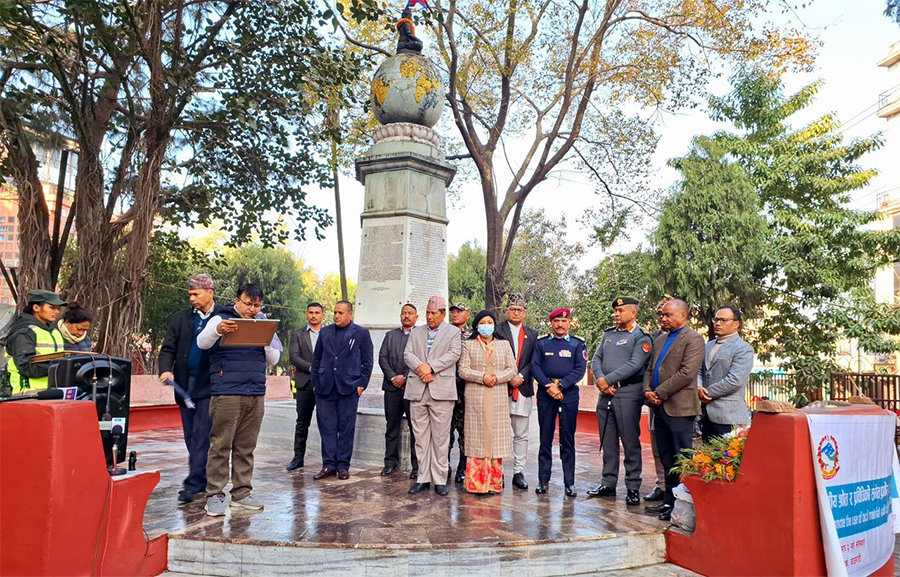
[158,273,225,505]
[286,302,324,471]
[311,300,374,480]
[494,293,538,490]
[378,303,419,477]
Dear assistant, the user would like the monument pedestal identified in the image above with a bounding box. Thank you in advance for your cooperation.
[354,124,457,420]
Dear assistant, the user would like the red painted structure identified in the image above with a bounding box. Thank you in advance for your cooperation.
[667,410,895,576]
[0,400,165,576]
[577,409,651,443]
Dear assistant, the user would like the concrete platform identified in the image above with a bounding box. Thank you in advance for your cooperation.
[135,400,671,576]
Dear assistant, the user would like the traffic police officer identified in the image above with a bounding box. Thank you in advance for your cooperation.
[532,307,587,497]
[4,290,67,394]
[586,296,653,505]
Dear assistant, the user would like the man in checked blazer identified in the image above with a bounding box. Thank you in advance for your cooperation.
[698,305,754,442]
[404,296,462,496]
[643,299,704,520]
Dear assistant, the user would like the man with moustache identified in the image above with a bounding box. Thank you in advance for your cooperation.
[379,303,420,477]
[286,302,325,471]
[448,302,471,483]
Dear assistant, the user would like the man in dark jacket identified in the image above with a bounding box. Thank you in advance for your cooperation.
[286,302,324,470]
[5,290,66,394]
[378,303,419,477]
[159,274,224,505]
[196,284,282,516]
[311,300,373,481]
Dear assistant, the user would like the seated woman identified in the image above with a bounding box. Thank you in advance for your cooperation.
[58,303,94,352]
[457,310,517,494]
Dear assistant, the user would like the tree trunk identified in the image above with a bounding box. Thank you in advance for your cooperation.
[1,102,52,299]
[484,206,506,311]
[333,144,348,302]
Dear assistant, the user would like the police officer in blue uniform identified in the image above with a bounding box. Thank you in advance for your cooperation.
[531,307,587,497]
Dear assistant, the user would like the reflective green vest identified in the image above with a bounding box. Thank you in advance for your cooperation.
[8,325,64,393]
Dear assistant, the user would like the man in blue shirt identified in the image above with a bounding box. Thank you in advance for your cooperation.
[642,299,704,520]
[531,307,587,497]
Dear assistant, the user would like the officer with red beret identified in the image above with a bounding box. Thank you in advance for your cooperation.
[531,307,587,497]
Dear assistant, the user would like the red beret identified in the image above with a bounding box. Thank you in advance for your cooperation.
[548,308,571,320]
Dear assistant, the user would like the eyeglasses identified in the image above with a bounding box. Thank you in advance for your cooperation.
[507,307,526,313]
[238,299,263,310]
[713,317,736,324]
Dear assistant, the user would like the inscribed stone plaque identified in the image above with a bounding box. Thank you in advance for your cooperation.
[407,219,446,306]
[359,224,404,282]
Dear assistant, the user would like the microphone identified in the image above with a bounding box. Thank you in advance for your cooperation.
[0,389,65,403]
[109,424,126,476]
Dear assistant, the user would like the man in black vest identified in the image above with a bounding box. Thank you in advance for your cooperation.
[196,284,282,517]
[286,302,324,471]
[158,273,225,505]
[379,303,419,477]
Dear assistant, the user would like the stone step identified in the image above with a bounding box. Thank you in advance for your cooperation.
[167,530,667,576]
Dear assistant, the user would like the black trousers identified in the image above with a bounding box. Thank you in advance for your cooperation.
[179,397,211,496]
[448,396,466,473]
[596,384,644,491]
[384,389,418,470]
[537,395,578,485]
[700,410,734,444]
[292,386,316,461]
[653,407,695,506]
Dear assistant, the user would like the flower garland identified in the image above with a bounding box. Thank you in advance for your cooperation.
[396,18,415,35]
[673,426,749,482]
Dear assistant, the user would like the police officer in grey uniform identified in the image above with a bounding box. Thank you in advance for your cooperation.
[586,296,653,506]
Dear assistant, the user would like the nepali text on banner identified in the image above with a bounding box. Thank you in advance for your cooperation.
[805,409,899,577]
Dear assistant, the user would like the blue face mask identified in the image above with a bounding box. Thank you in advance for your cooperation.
[477,324,495,337]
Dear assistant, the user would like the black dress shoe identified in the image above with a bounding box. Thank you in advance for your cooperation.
[535,483,548,494]
[337,469,350,480]
[626,490,640,505]
[586,485,616,498]
[564,484,577,498]
[454,471,465,484]
[434,484,450,496]
[646,503,672,514]
[408,482,431,494]
[313,468,336,480]
[286,457,304,471]
[658,510,672,521]
[644,487,664,501]
[409,469,419,480]
[381,464,397,476]
[512,473,528,490]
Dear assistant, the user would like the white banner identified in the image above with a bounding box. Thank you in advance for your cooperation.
[805,410,899,577]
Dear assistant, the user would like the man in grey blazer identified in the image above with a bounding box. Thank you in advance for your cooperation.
[404,296,462,496]
[286,302,324,471]
[643,299,704,520]
[699,306,754,442]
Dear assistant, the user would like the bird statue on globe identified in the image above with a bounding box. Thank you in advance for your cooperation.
[370,0,444,128]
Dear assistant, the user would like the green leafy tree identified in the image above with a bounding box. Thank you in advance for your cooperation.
[0,0,369,356]
[661,72,900,403]
[448,242,489,314]
[652,137,768,339]
[574,250,657,348]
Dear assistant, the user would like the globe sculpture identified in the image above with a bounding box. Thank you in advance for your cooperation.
[371,52,444,128]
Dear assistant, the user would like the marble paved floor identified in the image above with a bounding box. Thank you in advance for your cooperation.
[136,402,669,548]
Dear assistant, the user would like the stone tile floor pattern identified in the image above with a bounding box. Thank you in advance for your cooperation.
[136,420,669,548]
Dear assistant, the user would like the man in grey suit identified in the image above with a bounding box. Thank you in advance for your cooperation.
[379,303,419,477]
[698,306,754,442]
[643,299,704,520]
[404,296,462,496]
[287,302,324,470]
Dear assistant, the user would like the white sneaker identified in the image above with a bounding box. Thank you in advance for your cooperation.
[230,495,264,510]
[205,494,227,517]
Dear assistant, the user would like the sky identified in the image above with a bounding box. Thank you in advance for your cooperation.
[290,0,900,283]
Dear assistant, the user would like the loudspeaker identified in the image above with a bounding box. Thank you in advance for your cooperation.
[48,355,132,469]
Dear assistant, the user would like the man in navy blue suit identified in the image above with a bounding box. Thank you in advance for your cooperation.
[311,300,374,480]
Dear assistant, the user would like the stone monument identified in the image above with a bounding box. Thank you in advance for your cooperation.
[350,8,456,467]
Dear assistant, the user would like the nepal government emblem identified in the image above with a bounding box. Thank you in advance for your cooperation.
[817,435,840,480]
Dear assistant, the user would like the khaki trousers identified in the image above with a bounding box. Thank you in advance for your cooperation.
[410,388,455,485]
[206,395,265,500]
